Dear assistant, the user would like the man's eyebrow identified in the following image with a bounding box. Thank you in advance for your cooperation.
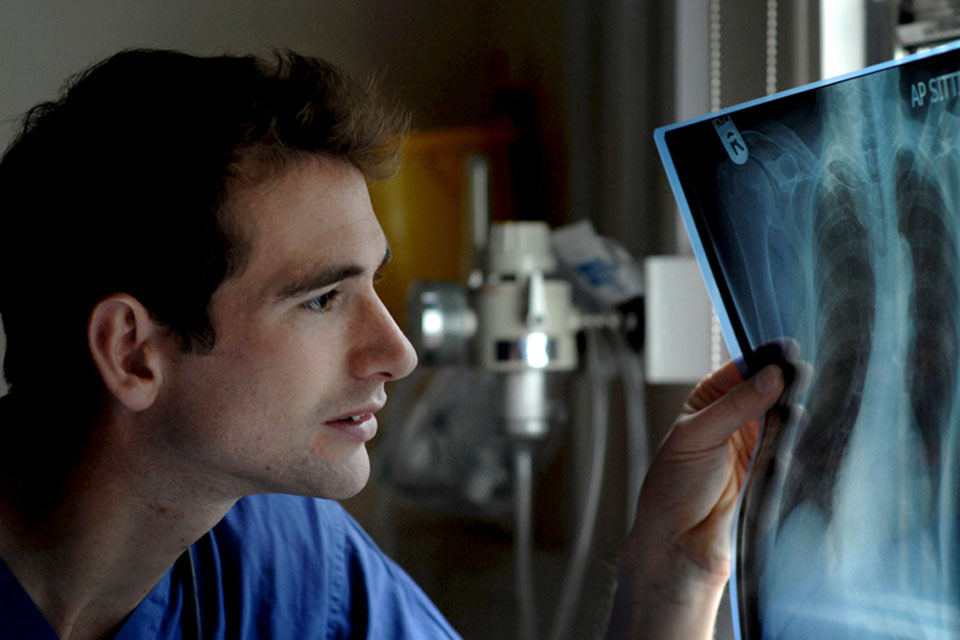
[275,246,392,300]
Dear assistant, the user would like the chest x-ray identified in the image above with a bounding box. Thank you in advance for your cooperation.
[657,42,960,639]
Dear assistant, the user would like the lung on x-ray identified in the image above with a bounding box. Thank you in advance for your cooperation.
[656,42,960,639]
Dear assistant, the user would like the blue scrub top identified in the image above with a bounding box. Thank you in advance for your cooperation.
[0,494,461,639]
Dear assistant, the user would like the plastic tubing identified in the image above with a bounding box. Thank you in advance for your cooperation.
[548,327,610,640]
[513,444,538,640]
[615,329,649,532]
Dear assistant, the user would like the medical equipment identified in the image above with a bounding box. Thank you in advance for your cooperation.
[375,160,649,640]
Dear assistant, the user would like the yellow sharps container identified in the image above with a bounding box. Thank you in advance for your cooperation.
[369,126,516,325]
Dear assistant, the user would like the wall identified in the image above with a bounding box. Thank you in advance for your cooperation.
[0,0,498,148]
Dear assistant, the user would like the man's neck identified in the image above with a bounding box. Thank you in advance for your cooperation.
[0,401,236,640]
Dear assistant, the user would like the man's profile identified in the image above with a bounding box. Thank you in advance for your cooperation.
[0,49,461,639]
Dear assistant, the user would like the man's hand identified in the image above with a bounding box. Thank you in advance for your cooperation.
[606,361,784,640]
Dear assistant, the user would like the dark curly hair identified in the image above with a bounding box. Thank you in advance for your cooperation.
[0,49,408,406]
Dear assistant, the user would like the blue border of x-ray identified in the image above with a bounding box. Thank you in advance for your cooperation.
[653,38,960,640]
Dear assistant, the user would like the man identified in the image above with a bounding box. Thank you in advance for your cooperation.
[0,49,784,639]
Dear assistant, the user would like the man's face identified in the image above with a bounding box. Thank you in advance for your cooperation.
[156,157,417,500]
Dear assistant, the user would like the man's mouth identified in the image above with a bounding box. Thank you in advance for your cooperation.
[326,412,373,424]
[323,406,382,442]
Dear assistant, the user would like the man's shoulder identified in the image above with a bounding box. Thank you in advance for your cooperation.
[152,494,461,639]
[190,495,352,632]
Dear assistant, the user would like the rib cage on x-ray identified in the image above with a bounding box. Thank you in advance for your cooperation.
[657,46,960,640]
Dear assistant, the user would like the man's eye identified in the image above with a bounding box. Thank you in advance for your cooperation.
[302,289,340,312]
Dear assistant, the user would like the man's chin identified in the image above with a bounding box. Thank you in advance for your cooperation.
[254,448,372,500]
[316,449,371,500]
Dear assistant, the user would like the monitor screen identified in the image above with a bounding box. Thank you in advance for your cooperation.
[656,41,960,639]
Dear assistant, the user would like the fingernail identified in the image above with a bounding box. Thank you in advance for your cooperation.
[754,365,781,394]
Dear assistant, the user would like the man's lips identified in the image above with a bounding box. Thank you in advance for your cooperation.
[326,402,384,423]
[323,404,383,442]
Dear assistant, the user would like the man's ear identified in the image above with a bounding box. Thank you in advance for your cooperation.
[87,294,168,412]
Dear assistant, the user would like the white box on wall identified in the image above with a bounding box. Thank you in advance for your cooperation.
[643,255,714,384]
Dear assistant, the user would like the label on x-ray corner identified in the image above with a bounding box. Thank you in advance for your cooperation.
[909,69,960,108]
[712,115,748,165]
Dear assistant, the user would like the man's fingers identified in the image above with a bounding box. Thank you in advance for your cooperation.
[685,360,747,411]
[677,364,784,450]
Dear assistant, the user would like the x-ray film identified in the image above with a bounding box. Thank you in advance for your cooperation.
[656,41,960,639]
